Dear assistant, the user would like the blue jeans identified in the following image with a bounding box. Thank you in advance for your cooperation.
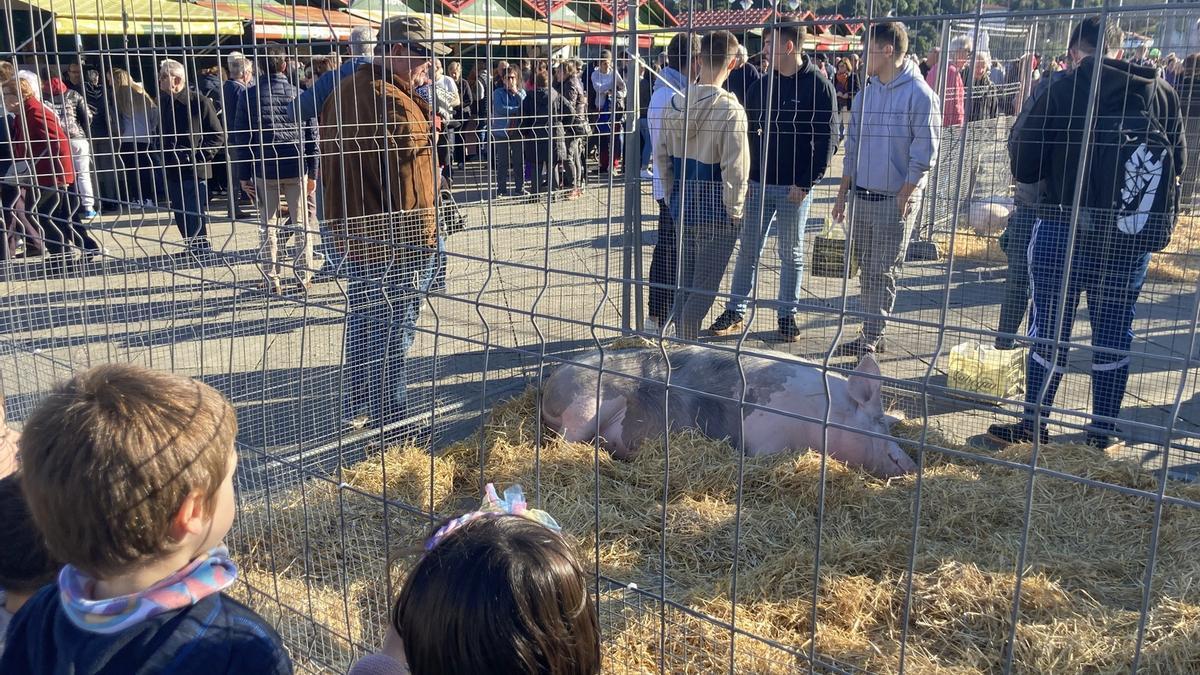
[342,254,438,422]
[637,117,652,170]
[1023,219,1150,433]
[314,182,345,276]
[165,174,209,247]
[726,183,813,318]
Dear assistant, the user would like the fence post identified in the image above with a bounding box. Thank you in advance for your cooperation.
[621,1,643,334]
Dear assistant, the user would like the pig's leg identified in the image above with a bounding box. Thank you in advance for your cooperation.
[553,394,633,456]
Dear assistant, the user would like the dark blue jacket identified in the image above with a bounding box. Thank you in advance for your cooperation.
[298,56,372,123]
[0,584,293,675]
[233,72,318,181]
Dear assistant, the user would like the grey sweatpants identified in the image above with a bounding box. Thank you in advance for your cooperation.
[848,190,921,343]
[673,217,740,340]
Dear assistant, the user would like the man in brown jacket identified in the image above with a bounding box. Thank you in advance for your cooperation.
[320,16,449,430]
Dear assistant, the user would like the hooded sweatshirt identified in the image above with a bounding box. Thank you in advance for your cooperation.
[653,83,750,222]
[1011,56,1184,212]
[743,55,838,189]
[648,66,688,201]
[843,60,941,194]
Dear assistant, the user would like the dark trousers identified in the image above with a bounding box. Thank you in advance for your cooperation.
[599,127,622,172]
[494,138,524,195]
[996,205,1034,345]
[32,186,96,255]
[647,199,677,321]
[529,141,556,193]
[1023,219,1150,434]
[165,174,211,248]
[118,142,158,204]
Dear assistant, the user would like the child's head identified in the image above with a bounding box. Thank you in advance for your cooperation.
[18,365,238,579]
[0,474,58,601]
[394,487,600,675]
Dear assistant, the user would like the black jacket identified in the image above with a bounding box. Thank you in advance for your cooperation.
[520,86,567,156]
[233,72,318,181]
[555,75,589,136]
[725,63,760,107]
[157,87,225,180]
[0,585,292,675]
[1010,56,1185,209]
[743,57,839,190]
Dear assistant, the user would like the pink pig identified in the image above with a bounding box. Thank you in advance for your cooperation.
[541,345,917,478]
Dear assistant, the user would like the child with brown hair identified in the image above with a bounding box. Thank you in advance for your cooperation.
[349,484,600,675]
[0,364,291,675]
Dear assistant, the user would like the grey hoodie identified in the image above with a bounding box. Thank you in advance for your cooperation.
[843,60,941,193]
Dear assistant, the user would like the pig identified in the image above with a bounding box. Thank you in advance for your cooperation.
[540,345,918,478]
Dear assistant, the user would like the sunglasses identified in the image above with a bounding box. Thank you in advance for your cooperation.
[386,38,430,57]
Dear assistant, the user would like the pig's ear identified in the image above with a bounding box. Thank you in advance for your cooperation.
[847,355,883,412]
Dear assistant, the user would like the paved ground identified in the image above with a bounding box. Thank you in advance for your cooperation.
[3,153,1197,484]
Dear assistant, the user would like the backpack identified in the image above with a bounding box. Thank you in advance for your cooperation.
[1084,104,1180,252]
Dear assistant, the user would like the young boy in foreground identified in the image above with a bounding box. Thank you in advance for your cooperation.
[0,364,292,674]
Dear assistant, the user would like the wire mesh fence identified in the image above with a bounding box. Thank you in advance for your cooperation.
[2,1,1200,672]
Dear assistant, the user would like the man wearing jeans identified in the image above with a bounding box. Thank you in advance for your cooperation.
[157,59,224,258]
[234,47,321,294]
[832,21,940,357]
[708,22,838,341]
[321,17,448,431]
[988,17,1184,450]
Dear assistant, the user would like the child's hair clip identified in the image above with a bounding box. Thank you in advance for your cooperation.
[425,483,561,551]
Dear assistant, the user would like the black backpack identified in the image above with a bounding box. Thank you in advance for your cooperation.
[1084,104,1180,252]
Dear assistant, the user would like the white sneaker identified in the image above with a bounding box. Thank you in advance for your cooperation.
[639,167,654,180]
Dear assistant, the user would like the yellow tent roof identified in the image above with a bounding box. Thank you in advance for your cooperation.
[16,0,243,35]
[341,8,489,41]
[455,15,578,43]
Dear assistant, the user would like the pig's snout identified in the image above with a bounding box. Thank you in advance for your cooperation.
[876,442,918,478]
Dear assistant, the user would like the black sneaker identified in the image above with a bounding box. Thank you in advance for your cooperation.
[708,310,744,336]
[778,315,800,342]
[987,422,1050,446]
[834,336,885,358]
[994,336,1018,350]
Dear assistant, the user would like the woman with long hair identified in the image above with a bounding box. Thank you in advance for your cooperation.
[110,67,159,208]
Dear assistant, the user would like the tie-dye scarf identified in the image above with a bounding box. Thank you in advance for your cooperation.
[59,546,238,634]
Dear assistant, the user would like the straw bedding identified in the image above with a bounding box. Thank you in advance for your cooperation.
[944,213,1200,283]
[231,365,1200,673]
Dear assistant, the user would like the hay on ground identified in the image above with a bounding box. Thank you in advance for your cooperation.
[231,385,1200,673]
[943,214,1200,283]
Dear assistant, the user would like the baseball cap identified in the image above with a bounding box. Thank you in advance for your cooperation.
[378,16,452,56]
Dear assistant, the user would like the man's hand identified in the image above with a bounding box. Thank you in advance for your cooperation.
[787,185,808,204]
[832,193,847,223]
[896,182,918,218]
[307,177,317,195]
[240,179,256,200]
